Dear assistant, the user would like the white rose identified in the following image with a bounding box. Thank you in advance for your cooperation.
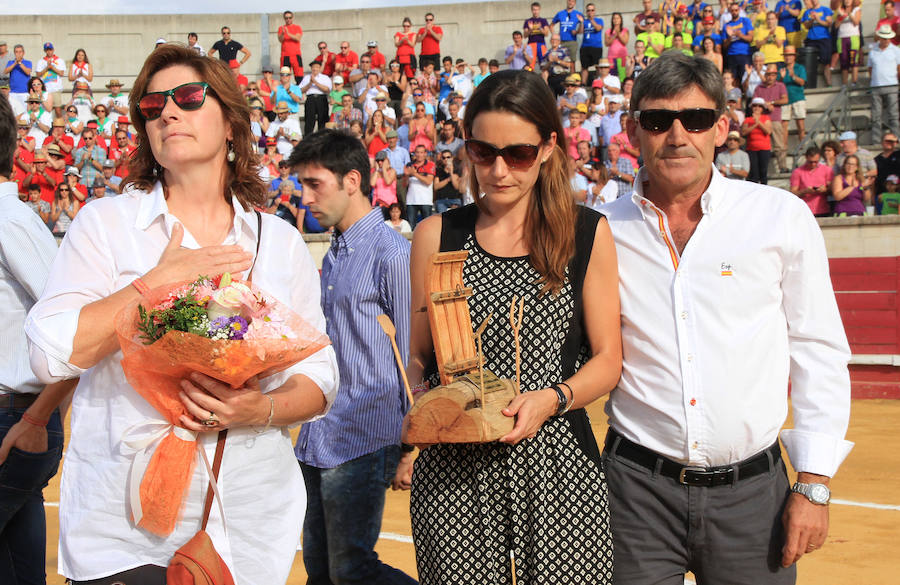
[207,282,254,322]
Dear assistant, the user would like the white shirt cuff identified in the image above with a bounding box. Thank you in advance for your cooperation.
[780,428,854,477]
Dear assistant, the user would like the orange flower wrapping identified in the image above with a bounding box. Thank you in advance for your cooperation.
[114,278,330,537]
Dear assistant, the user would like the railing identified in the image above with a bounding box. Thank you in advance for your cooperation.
[792,83,893,161]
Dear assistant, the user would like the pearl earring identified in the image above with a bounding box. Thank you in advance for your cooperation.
[226,141,236,162]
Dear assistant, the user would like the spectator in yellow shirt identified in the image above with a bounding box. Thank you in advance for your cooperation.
[754,11,787,64]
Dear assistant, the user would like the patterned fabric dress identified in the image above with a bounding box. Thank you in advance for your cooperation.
[411,204,614,584]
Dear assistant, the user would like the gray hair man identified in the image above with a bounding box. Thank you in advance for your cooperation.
[601,51,852,585]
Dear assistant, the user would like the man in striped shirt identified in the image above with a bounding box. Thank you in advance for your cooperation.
[289,129,418,585]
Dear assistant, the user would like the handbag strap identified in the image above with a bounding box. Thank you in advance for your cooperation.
[201,429,228,531]
[246,210,262,284]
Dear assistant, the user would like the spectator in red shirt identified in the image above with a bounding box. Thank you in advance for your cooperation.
[13,120,35,193]
[258,65,277,122]
[316,42,337,77]
[334,42,359,76]
[417,13,444,69]
[43,118,74,165]
[229,60,249,91]
[878,0,900,45]
[23,151,58,202]
[63,166,88,202]
[394,17,418,77]
[364,40,387,73]
[278,10,304,82]
[108,129,135,179]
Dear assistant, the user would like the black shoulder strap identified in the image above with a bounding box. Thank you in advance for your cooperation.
[438,204,478,252]
[569,206,603,293]
[247,211,262,283]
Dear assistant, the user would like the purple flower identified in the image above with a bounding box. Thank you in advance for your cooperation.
[209,315,250,340]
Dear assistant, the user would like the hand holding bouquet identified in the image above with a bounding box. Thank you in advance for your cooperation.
[115,272,329,537]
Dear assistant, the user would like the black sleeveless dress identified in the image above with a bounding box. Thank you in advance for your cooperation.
[410,204,614,584]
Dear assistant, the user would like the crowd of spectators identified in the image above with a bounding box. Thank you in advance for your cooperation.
[4,0,900,234]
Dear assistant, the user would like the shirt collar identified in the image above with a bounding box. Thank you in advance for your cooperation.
[134,180,259,247]
[630,163,725,216]
[0,181,19,199]
[332,207,384,251]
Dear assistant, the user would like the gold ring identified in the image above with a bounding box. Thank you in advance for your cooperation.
[202,412,219,427]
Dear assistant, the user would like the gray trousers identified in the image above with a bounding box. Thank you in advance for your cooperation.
[872,86,900,145]
[603,440,796,585]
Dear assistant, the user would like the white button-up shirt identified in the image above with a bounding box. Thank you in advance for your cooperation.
[602,166,853,477]
[25,182,338,583]
[0,181,57,395]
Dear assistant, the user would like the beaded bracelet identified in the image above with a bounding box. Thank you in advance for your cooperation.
[22,412,49,428]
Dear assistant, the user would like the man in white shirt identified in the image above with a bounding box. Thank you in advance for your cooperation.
[34,42,65,119]
[0,91,76,585]
[299,59,332,136]
[25,96,51,145]
[102,79,129,118]
[449,59,474,99]
[602,52,851,585]
[869,24,900,144]
[0,77,25,123]
[266,102,302,157]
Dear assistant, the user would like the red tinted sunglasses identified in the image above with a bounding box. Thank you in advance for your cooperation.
[138,82,211,120]
[465,139,541,170]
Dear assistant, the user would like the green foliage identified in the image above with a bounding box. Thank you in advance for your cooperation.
[137,295,211,345]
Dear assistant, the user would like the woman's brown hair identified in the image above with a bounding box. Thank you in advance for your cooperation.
[125,43,266,209]
[462,69,576,296]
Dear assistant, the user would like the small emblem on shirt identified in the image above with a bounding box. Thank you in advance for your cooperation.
[720,262,733,277]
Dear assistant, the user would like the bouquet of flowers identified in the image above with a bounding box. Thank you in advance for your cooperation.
[115,273,330,537]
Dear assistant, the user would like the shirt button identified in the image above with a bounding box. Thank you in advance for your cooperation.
[680,311,688,320]
[327,285,334,290]
[692,441,699,450]
[687,353,694,362]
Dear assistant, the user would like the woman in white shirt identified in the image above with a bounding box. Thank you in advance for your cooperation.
[68,48,93,88]
[25,44,338,585]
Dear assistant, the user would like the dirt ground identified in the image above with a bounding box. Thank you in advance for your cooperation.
[43,398,900,584]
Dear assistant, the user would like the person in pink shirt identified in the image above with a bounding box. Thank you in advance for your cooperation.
[790,146,834,216]
[610,111,640,171]
[565,105,591,159]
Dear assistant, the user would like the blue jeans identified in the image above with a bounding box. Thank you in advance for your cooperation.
[0,405,63,585]
[299,445,418,585]
[405,205,432,230]
[433,198,461,214]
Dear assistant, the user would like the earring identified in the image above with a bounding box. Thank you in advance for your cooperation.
[226,141,236,162]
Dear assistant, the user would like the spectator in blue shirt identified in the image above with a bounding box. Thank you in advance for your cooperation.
[270,66,303,114]
[3,44,32,110]
[552,0,584,61]
[269,161,326,233]
[802,0,834,86]
[775,0,803,47]
[581,3,605,73]
[723,2,755,84]
[505,31,535,70]
[290,129,416,585]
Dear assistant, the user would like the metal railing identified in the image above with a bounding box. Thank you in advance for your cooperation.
[792,83,893,161]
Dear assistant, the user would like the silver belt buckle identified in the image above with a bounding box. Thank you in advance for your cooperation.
[678,466,707,485]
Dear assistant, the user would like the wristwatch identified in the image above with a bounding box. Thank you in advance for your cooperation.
[791,482,831,505]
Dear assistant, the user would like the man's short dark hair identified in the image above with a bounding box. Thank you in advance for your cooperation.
[311,60,322,67]
[532,2,541,7]
[28,183,40,192]
[221,26,230,33]
[805,146,822,158]
[0,95,15,177]
[512,31,523,38]
[283,10,293,17]
[425,12,435,19]
[188,32,198,40]
[631,52,725,115]
[442,56,452,63]
[443,120,457,131]
[288,129,371,195]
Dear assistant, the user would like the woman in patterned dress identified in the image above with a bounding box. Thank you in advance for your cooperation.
[406,69,622,584]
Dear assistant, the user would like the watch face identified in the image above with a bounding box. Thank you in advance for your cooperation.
[810,484,830,503]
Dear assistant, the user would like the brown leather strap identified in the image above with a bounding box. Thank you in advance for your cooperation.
[201,429,228,531]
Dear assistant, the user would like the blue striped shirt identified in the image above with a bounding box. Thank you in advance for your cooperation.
[294,208,411,468]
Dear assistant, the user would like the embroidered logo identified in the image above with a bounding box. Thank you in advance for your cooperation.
[720,262,733,277]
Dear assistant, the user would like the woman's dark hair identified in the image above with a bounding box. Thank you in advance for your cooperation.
[462,69,575,295]
[55,182,72,202]
[387,202,404,217]
[821,140,840,156]
[611,12,624,28]
[125,44,266,209]
[287,129,372,196]
[29,77,46,92]
[72,48,89,63]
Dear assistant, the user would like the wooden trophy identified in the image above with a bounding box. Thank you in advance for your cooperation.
[402,251,521,444]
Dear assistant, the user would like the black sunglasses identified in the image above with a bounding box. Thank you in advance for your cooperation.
[138,82,211,120]
[632,108,718,133]
[465,139,541,170]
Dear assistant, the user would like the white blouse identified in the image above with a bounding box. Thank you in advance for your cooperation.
[25,182,339,584]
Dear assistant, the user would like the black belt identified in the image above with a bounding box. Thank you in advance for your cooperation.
[604,428,781,487]
[0,393,39,409]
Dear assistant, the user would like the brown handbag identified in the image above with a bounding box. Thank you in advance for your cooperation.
[166,430,236,585]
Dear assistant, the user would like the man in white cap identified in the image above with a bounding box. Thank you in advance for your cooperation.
[869,24,900,144]
[270,67,303,116]
[363,40,386,73]
[835,130,876,180]
[716,130,751,179]
[299,59,332,136]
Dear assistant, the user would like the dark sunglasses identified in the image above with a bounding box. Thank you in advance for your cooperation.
[465,139,541,170]
[632,108,718,133]
[138,82,211,120]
